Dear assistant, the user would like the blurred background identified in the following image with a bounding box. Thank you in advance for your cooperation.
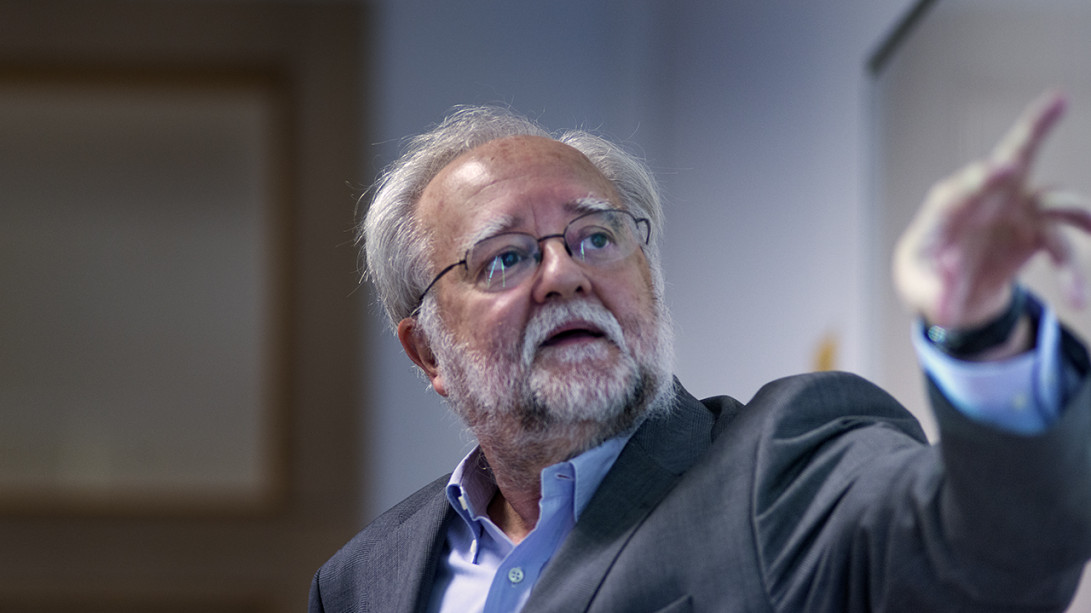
[4,0,1091,610]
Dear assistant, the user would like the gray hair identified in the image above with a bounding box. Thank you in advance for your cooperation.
[360,105,666,330]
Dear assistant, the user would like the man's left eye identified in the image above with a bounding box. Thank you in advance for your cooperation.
[580,232,613,251]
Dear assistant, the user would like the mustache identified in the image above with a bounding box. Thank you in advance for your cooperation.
[520,301,628,366]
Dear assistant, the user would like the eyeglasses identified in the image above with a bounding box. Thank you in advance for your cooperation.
[416,208,651,308]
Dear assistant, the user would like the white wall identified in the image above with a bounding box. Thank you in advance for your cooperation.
[359,1,916,520]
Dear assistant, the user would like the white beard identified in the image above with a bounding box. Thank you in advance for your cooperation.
[418,296,676,452]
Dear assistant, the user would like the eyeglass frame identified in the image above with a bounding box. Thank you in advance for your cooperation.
[414,208,651,311]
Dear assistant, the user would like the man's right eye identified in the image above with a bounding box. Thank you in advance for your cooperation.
[477,248,530,287]
[493,250,525,269]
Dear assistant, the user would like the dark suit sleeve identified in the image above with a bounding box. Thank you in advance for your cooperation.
[750,364,1091,612]
[925,327,1091,602]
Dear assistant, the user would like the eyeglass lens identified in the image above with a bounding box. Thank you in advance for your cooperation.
[466,210,646,292]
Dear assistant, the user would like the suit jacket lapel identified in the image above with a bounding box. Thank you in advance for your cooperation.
[361,478,454,613]
[523,383,717,612]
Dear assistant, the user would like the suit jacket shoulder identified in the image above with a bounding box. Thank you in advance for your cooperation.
[526,372,932,612]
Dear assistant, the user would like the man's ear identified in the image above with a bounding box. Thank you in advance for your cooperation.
[397,316,447,397]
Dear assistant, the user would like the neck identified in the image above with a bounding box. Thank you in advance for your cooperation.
[474,418,608,542]
[487,486,538,545]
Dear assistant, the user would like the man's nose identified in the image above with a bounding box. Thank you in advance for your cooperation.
[531,237,590,302]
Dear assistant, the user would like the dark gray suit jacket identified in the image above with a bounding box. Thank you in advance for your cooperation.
[310,366,1091,612]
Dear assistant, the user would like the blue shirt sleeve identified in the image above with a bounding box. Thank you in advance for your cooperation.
[913,292,1065,434]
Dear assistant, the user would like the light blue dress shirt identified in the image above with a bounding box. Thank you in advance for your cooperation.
[428,435,631,613]
[913,292,1072,434]
[429,291,1075,612]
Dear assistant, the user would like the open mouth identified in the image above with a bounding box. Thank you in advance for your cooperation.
[540,322,606,347]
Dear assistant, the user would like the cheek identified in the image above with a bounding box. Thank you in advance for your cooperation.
[446,291,530,352]
[599,279,656,338]
[609,259,657,313]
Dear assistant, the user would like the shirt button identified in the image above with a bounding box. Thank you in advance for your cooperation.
[1012,393,1028,411]
[508,567,525,584]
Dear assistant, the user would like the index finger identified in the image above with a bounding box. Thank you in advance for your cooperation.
[989,90,1067,176]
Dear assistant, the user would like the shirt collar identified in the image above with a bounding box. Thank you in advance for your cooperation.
[445,447,495,534]
[445,431,633,533]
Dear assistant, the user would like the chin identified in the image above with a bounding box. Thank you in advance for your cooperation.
[527,356,641,424]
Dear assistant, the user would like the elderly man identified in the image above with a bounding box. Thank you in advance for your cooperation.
[310,94,1091,612]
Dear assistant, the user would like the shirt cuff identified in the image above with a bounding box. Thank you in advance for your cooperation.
[912,292,1063,434]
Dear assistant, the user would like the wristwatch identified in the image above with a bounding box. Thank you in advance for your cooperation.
[925,286,1027,358]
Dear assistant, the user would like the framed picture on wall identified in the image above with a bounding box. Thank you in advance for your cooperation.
[0,68,291,514]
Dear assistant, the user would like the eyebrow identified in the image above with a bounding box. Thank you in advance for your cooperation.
[460,213,516,254]
[571,196,615,214]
